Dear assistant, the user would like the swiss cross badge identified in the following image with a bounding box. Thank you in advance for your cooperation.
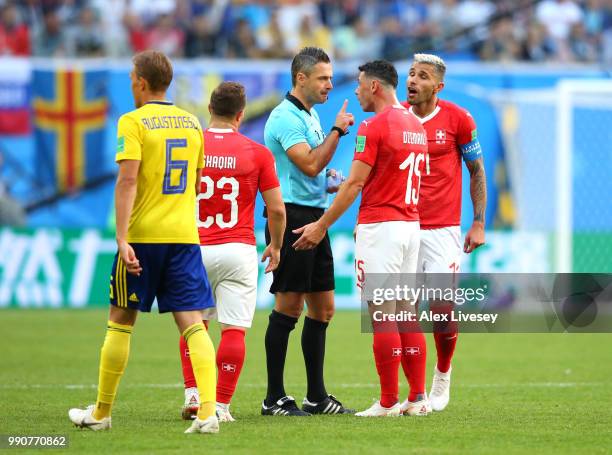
[222,363,237,373]
[435,129,446,144]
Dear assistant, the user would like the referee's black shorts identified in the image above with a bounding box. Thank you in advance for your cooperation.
[265,203,335,294]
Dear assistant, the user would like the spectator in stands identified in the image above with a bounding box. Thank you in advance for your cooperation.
[89,0,131,57]
[428,0,463,52]
[0,3,30,56]
[184,14,220,57]
[379,15,412,62]
[128,0,177,26]
[276,0,321,54]
[146,13,185,58]
[16,0,42,30]
[123,11,148,54]
[298,14,333,57]
[65,6,105,57]
[332,15,381,61]
[383,0,434,54]
[521,20,556,61]
[7,0,612,64]
[189,0,231,41]
[568,22,598,62]
[536,0,583,43]
[53,0,81,24]
[187,0,218,17]
[257,9,292,59]
[318,0,362,29]
[583,0,607,60]
[455,0,496,53]
[32,9,67,57]
[226,18,262,58]
[455,0,496,29]
[233,0,271,32]
[584,0,606,38]
[480,17,521,61]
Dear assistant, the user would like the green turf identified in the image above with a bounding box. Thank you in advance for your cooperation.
[1,309,611,454]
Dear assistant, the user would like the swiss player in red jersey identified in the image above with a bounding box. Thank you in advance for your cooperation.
[294,60,430,417]
[179,82,286,422]
[403,53,487,412]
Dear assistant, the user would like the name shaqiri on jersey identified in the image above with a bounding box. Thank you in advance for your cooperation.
[401,99,478,229]
[353,104,428,225]
[197,128,279,246]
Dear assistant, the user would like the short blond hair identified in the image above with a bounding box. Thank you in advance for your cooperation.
[413,53,446,80]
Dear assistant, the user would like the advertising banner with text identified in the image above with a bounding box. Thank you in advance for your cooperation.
[0,228,552,309]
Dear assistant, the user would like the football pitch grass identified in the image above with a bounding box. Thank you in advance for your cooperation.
[1,309,611,454]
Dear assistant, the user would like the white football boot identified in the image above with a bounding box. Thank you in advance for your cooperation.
[68,404,111,431]
[400,394,432,416]
[216,402,235,422]
[181,387,200,420]
[184,415,219,434]
[429,366,452,411]
[355,401,401,417]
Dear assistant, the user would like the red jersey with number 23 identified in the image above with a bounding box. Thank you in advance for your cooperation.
[353,104,427,225]
[401,99,478,229]
[197,128,279,245]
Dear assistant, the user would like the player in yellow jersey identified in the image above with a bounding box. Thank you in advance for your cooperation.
[68,50,218,435]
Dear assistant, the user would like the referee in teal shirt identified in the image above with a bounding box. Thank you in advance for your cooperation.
[262,47,355,417]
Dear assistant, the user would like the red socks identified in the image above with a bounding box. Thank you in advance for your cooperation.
[216,329,246,404]
[398,319,427,401]
[179,324,246,404]
[433,331,457,373]
[179,335,197,389]
[372,320,401,408]
[432,302,458,373]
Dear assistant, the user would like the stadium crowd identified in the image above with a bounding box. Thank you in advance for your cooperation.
[0,0,610,63]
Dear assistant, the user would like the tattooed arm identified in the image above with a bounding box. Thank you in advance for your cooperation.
[464,157,486,253]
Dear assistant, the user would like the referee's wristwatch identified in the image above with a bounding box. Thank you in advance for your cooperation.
[331,126,348,137]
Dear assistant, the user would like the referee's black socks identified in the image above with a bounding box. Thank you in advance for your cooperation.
[302,316,329,403]
[265,310,298,405]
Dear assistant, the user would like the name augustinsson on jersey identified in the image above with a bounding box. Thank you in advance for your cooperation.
[140,115,200,130]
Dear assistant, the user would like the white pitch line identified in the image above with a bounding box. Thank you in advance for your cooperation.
[0,382,608,390]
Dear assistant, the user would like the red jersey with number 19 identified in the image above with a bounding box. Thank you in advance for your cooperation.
[197,128,279,245]
[353,104,427,225]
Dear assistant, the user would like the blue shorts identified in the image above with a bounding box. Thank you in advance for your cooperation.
[109,243,214,313]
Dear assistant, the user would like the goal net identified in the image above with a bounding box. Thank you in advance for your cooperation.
[495,79,612,273]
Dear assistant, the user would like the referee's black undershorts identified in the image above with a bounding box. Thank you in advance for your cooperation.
[265,203,335,294]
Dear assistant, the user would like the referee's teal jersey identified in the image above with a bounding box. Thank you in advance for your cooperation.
[264,94,328,209]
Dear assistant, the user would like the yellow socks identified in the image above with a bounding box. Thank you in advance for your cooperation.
[182,323,216,420]
[93,321,132,420]
[92,321,214,421]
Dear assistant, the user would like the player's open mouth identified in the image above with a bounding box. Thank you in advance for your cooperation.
[408,88,418,97]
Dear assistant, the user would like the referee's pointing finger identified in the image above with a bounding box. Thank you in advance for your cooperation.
[340,99,348,113]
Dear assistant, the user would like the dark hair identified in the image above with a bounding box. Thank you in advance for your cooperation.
[209,81,246,118]
[291,47,331,86]
[132,50,173,92]
[358,60,398,89]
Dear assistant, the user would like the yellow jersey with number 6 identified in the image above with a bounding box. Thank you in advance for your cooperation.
[115,101,204,244]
